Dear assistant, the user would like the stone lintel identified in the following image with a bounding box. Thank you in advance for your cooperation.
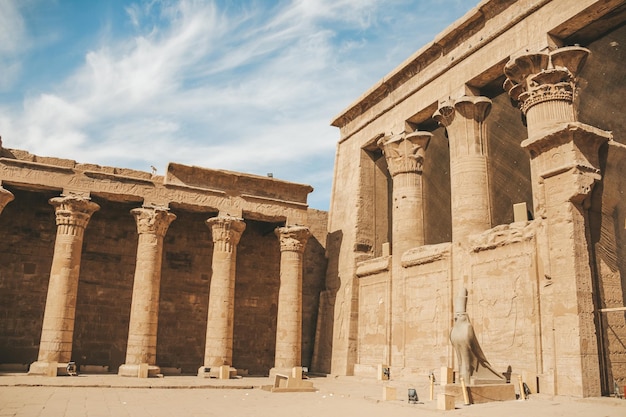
[401,242,451,268]
[355,256,391,277]
[470,222,536,253]
[166,162,313,205]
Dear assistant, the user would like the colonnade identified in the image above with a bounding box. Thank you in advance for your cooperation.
[0,188,310,378]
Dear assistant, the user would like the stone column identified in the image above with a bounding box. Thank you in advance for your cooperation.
[119,206,176,377]
[0,186,14,215]
[433,96,492,242]
[273,225,310,371]
[504,46,610,397]
[377,131,431,368]
[29,195,100,376]
[199,215,246,375]
[378,131,432,252]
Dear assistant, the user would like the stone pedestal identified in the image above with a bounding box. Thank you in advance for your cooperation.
[504,46,609,397]
[437,393,456,410]
[199,215,246,376]
[443,383,516,404]
[29,196,100,376]
[119,206,176,378]
[272,226,310,372]
[0,186,14,215]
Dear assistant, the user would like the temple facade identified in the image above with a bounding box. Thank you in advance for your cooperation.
[0,0,624,399]
[317,0,626,398]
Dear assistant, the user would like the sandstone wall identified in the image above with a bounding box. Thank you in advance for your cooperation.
[0,187,327,375]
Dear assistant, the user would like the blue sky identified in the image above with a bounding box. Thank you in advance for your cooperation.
[0,0,474,210]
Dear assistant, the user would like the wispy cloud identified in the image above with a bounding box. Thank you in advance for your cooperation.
[0,0,473,209]
[0,0,28,90]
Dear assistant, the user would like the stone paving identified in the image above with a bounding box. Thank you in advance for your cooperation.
[0,373,624,417]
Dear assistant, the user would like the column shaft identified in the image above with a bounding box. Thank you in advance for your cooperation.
[30,196,99,375]
[378,131,431,368]
[119,207,175,377]
[434,96,492,242]
[202,216,245,368]
[274,226,310,370]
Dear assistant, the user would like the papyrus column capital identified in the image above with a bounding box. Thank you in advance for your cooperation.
[504,46,590,137]
[207,215,246,250]
[49,195,100,230]
[0,187,15,215]
[131,206,176,237]
[378,131,432,176]
[434,96,491,160]
[275,225,310,254]
[433,96,492,128]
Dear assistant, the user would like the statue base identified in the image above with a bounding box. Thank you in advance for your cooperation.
[443,383,515,404]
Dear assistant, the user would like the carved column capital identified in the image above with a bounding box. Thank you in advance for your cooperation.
[377,131,432,176]
[275,225,310,253]
[504,46,590,137]
[131,206,176,237]
[0,187,15,215]
[433,96,491,127]
[49,195,100,230]
[434,96,491,160]
[207,215,246,250]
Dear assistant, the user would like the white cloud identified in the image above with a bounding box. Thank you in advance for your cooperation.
[1,0,474,209]
[0,0,27,89]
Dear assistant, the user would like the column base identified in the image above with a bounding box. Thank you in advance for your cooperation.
[118,363,161,378]
[197,365,237,379]
[28,361,75,377]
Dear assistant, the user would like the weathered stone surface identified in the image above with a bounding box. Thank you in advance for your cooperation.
[323,0,625,399]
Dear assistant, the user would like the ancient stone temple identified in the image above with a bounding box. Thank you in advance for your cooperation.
[316,0,625,398]
[0,149,327,377]
[0,0,624,400]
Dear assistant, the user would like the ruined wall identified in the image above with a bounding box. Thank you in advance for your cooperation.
[402,244,453,374]
[73,198,137,370]
[467,223,541,386]
[0,188,55,364]
[0,187,327,375]
[157,210,214,374]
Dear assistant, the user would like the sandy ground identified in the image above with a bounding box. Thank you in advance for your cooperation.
[0,373,624,417]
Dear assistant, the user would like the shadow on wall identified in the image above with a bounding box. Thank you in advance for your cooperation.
[311,229,342,374]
